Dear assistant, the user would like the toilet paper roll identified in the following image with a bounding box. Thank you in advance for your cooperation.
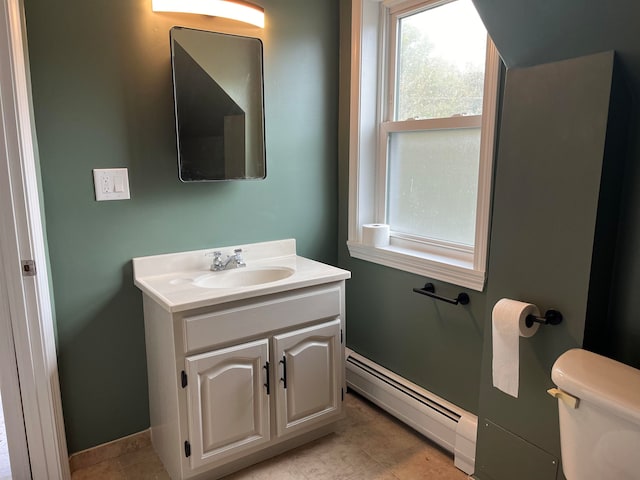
[492,298,540,398]
[362,224,390,247]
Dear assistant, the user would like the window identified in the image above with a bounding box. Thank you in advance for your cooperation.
[347,0,500,291]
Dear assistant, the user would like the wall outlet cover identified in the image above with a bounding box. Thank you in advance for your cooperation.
[93,168,130,201]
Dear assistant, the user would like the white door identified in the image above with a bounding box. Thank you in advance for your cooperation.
[0,267,29,479]
[185,339,270,470]
[274,318,342,437]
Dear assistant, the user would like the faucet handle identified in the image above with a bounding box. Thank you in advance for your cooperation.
[233,248,246,267]
[206,251,224,270]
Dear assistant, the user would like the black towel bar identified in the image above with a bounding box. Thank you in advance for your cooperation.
[413,283,470,306]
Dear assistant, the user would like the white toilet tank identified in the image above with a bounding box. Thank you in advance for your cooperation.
[551,348,640,480]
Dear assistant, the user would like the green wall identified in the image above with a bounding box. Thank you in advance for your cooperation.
[24,0,339,453]
[471,0,640,370]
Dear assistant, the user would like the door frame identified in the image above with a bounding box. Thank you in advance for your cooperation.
[0,0,70,478]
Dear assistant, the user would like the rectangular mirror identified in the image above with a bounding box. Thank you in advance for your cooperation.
[170,27,266,181]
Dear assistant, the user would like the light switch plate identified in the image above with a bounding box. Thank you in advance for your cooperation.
[93,168,130,201]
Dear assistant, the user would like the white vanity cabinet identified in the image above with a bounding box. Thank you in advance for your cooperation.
[141,279,347,480]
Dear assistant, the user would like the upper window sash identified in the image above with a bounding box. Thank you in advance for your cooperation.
[386,0,466,123]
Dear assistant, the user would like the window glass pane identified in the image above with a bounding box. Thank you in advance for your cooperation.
[387,128,480,245]
[396,0,487,121]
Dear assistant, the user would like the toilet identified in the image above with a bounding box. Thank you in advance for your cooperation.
[550,348,640,480]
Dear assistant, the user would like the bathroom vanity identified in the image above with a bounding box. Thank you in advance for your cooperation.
[133,240,350,480]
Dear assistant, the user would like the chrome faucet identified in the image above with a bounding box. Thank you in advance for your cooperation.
[209,248,246,271]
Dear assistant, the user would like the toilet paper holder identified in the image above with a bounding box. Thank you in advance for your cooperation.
[525,309,563,328]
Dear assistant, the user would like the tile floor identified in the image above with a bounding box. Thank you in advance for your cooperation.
[71,392,471,480]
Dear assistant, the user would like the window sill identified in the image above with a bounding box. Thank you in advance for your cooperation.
[347,241,485,291]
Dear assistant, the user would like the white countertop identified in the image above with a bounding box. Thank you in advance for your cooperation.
[133,239,351,313]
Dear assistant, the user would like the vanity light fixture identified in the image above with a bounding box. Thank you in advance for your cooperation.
[151,0,264,28]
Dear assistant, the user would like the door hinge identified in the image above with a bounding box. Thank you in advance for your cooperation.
[341,387,344,401]
[184,440,191,458]
[340,329,343,344]
[181,370,187,388]
[21,260,36,276]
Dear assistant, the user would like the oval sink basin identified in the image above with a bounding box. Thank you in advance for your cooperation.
[193,267,295,289]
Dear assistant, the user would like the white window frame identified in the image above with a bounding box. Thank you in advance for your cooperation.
[347,0,501,291]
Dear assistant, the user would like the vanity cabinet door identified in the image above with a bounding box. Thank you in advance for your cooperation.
[273,318,342,437]
[184,338,270,470]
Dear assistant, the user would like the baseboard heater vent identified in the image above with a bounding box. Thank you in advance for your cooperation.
[345,349,477,475]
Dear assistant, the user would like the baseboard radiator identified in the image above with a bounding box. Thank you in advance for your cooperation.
[345,349,477,475]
